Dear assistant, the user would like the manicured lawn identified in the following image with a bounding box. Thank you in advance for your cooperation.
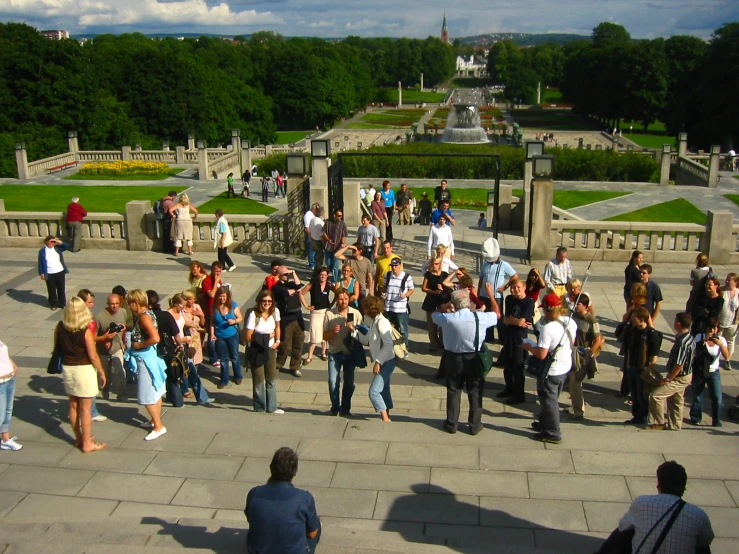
[275,131,311,145]
[356,109,426,128]
[511,109,600,131]
[0,185,187,213]
[408,187,629,211]
[725,194,739,205]
[195,192,277,215]
[620,120,667,133]
[64,168,185,181]
[384,88,447,104]
[542,89,564,103]
[605,198,706,224]
[346,123,396,130]
[624,134,675,149]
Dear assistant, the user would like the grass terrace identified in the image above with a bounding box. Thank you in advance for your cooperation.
[623,134,676,149]
[511,109,601,131]
[196,192,278,215]
[542,89,564,103]
[605,198,705,224]
[274,131,312,145]
[383,88,447,104]
[347,108,426,130]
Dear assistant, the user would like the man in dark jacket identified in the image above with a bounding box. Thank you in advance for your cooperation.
[273,267,305,378]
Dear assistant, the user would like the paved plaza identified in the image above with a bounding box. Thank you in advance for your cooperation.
[0,220,738,553]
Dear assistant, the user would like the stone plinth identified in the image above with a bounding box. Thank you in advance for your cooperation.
[125,200,154,251]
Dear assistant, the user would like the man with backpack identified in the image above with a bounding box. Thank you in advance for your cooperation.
[156,191,177,255]
[382,258,414,350]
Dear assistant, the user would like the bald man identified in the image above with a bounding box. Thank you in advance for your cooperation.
[95,294,129,400]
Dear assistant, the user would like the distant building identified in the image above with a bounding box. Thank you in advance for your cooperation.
[40,30,69,40]
[456,55,486,77]
[440,13,449,44]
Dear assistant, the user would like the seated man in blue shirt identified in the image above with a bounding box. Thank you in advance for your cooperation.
[245,447,321,554]
[430,199,456,226]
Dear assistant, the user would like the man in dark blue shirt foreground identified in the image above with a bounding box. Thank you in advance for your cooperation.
[245,447,321,554]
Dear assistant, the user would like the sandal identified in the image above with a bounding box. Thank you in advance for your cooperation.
[302,357,313,365]
[183,392,193,398]
[82,441,107,453]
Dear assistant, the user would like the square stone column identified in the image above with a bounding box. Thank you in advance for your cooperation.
[343,181,361,228]
[176,146,185,164]
[522,160,533,238]
[15,147,28,180]
[125,200,154,251]
[708,146,720,188]
[529,178,554,260]
[67,136,79,153]
[677,133,688,158]
[659,147,671,185]
[122,146,132,161]
[198,147,209,181]
[705,210,734,264]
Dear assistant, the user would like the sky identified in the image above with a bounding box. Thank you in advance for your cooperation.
[0,0,736,40]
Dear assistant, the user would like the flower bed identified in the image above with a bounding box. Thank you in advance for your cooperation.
[79,161,171,176]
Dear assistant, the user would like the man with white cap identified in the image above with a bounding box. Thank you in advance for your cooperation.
[477,237,517,342]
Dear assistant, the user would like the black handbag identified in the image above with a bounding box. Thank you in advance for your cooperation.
[46,323,63,375]
[525,320,572,380]
[473,313,494,378]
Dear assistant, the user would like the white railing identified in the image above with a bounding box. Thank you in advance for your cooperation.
[77,151,123,162]
[27,152,78,177]
[551,220,705,261]
[0,211,127,248]
[130,151,177,163]
[184,151,198,164]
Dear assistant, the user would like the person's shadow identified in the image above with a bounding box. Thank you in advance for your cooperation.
[6,288,48,307]
[382,483,606,553]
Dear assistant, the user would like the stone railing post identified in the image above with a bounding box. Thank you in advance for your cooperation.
[121,146,132,161]
[125,200,153,251]
[175,146,185,165]
[67,133,79,154]
[522,159,533,237]
[198,146,209,181]
[15,146,29,180]
[659,146,671,185]
[265,145,273,156]
[707,145,720,188]
[241,148,252,178]
[677,132,688,158]
[311,157,330,211]
[343,181,361,228]
[705,210,734,264]
[0,199,6,239]
[530,178,554,260]
[497,184,513,230]
[187,135,195,151]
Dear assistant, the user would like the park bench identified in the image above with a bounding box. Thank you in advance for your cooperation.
[47,161,78,174]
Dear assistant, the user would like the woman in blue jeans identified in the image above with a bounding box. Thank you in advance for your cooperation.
[210,286,243,389]
[355,295,395,422]
[690,320,728,427]
[0,337,22,450]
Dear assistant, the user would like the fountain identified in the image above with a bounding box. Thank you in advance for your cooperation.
[441,103,490,144]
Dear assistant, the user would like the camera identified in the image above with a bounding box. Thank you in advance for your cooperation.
[108,322,125,333]
[347,313,354,323]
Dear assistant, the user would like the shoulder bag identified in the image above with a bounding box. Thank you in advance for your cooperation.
[526,320,572,380]
[46,323,63,375]
[473,312,494,378]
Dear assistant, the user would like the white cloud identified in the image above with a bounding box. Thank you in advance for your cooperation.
[308,19,334,28]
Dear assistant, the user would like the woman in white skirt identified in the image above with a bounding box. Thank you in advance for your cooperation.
[300,266,332,364]
[55,297,107,453]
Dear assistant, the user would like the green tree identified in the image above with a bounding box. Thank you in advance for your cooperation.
[592,22,631,47]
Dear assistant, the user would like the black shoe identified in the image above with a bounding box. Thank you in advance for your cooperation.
[505,397,525,406]
[330,410,340,416]
[534,432,562,444]
[339,411,353,418]
[496,390,512,399]
[624,418,645,425]
[470,425,483,436]
[443,422,457,434]
[531,421,542,432]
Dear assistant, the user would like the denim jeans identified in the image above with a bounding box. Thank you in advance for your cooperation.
[181,362,212,403]
[324,251,337,281]
[386,311,409,347]
[626,366,648,423]
[369,359,395,412]
[535,373,567,440]
[328,352,356,414]
[91,397,100,418]
[0,377,16,434]
[306,235,315,269]
[253,349,278,413]
[690,370,722,425]
[216,334,242,385]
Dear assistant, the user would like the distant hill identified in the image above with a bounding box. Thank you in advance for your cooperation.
[457,33,590,47]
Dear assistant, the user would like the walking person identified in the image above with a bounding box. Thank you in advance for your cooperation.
[719,273,739,370]
[304,203,319,270]
[433,290,499,435]
[380,180,395,242]
[522,293,577,444]
[323,288,362,416]
[427,214,455,259]
[261,175,270,202]
[245,290,283,414]
[543,246,573,297]
[370,191,388,242]
[322,209,348,283]
[65,197,87,253]
[299,267,331,364]
[38,235,69,311]
[159,191,177,255]
[211,286,244,389]
[381,258,414,349]
[308,207,325,270]
[241,169,251,197]
[0,337,22,451]
[213,209,236,271]
[95,294,129,402]
[422,256,449,353]
[417,192,432,225]
[355,295,395,422]
[477,239,517,342]
[623,250,643,309]
[226,172,235,198]
[179,290,214,405]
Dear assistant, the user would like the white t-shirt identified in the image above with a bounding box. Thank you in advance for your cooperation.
[537,316,577,376]
[303,210,315,230]
[246,308,281,347]
[44,246,64,274]
[309,217,324,241]
[695,333,726,372]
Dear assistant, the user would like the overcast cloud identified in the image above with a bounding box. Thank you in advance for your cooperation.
[0,0,735,39]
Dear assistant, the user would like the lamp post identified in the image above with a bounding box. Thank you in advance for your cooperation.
[522,141,544,240]
[286,153,308,177]
[528,154,555,260]
[678,132,688,157]
[310,139,331,159]
[659,144,671,185]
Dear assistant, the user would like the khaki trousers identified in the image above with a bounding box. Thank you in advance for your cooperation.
[549,285,567,298]
[648,374,691,429]
[568,366,587,417]
[398,206,411,225]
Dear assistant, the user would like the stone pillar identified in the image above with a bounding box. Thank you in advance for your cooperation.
[198,146,209,181]
[265,145,273,156]
[67,134,79,153]
[659,146,671,185]
[420,73,424,91]
[187,136,195,151]
[530,178,554,260]
[0,199,6,239]
[240,147,252,178]
[578,137,583,149]
[705,210,734,264]
[522,160,533,238]
[677,133,688,158]
[398,81,402,107]
[125,200,154,251]
[707,146,720,188]
[15,147,29,180]
[343,181,361,228]
[497,184,513,230]
[121,146,132,161]
[176,146,185,165]
[310,157,330,211]
[231,135,240,151]
[536,82,541,105]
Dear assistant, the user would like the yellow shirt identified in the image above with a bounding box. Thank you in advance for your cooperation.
[375,254,401,288]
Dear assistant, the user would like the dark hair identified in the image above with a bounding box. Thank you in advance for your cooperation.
[112,285,127,297]
[211,261,224,271]
[77,289,94,302]
[382,240,392,246]
[271,259,282,269]
[269,447,299,482]
[146,290,160,310]
[576,295,591,308]
[315,266,329,276]
[168,190,178,197]
[674,312,692,330]
[556,246,568,255]
[706,277,721,293]
[630,250,643,265]
[657,461,687,497]
[705,318,719,331]
[43,234,56,243]
[640,263,653,275]
[215,209,224,218]
[632,306,650,323]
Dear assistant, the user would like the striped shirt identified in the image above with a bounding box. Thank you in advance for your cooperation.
[666,332,695,376]
[544,258,573,289]
[384,271,414,313]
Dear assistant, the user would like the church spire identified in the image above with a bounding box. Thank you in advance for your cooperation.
[441,12,449,43]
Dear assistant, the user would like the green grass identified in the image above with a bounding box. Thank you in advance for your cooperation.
[0,185,187,213]
[357,109,425,128]
[274,131,311,145]
[346,123,398,130]
[64,168,185,181]
[542,89,564,103]
[384,88,447,104]
[511,109,600,131]
[195,192,277,215]
[407,187,629,211]
[725,194,739,205]
[620,120,667,133]
[624,134,675,149]
[605,198,706,224]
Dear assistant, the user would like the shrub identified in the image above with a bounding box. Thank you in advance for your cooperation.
[78,161,171,176]
[256,152,287,176]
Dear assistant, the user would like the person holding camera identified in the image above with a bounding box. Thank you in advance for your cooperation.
[95,294,129,401]
[689,319,728,427]
[323,287,362,416]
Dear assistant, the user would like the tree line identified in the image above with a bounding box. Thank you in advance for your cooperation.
[487,22,738,150]
[0,24,455,177]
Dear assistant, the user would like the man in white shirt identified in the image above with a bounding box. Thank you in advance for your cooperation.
[382,258,414,348]
[303,203,319,270]
[522,293,577,444]
[367,185,376,206]
[543,246,573,297]
[427,214,455,259]
[308,207,325,270]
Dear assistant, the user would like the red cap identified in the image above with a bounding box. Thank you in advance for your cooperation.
[539,293,562,309]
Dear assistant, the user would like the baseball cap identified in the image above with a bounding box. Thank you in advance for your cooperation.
[390,258,402,267]
[539,293,561,309]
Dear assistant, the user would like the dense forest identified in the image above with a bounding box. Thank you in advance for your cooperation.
[0,24,456,177]
[486,22,739,150]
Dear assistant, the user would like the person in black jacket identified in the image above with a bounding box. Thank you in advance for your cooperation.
[273,267,306,378]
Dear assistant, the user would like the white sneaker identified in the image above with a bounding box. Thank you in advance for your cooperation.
[271,409,285,415]
[144,427,167,441]
[0,436,23,451]
[92,415,108,422]
[228,265,236,272]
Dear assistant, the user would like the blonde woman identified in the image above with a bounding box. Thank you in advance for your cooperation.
[719,273,739,370]
[338,264,360,309]
[214,209,236,271]
[169,193,198,257]
[55,297,107,452]
[188,261,208,294]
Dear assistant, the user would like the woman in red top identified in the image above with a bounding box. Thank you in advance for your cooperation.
[525,268,546,301]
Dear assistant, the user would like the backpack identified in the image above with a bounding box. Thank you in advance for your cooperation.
[154,198,167,220]
[384,272,411,314]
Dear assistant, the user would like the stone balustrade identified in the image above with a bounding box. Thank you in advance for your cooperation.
[208,150,240,177]
[130,151,177,163]
[77,151,123,162]
[27,152,78,177]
